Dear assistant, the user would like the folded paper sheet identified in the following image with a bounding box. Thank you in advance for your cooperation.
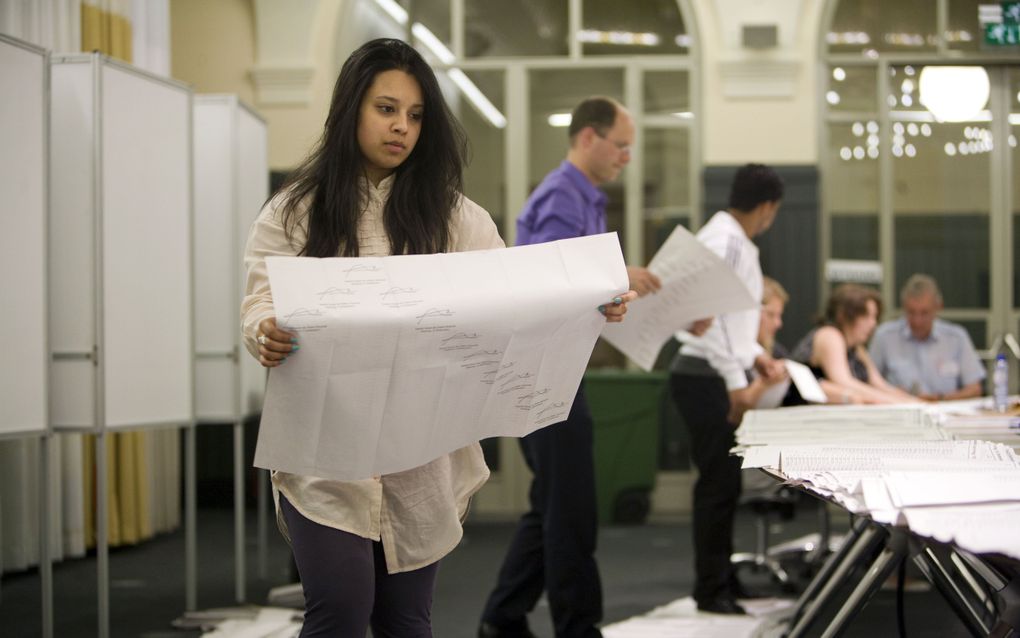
[754,376,791,409]
[785,359,827,403]
[254,233,629,480]
[600,225,757,371]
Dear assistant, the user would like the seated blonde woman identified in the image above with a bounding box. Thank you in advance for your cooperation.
[758,276,789,360]
[791,283,919,405]
[733,276,791,416]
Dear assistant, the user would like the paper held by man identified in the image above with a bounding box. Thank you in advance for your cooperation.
[254,233,629,481]
[600,224,758,372]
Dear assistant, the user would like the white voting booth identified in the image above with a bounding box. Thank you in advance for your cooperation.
[193,94,268,603]
[0,35,48,441]
[49,52,194,638]
[0,33,53,637]
[193,96,267,424]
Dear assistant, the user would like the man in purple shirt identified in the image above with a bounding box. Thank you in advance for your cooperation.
[479,97,660,638]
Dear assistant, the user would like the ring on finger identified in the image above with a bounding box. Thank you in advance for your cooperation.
[258,334,268,346]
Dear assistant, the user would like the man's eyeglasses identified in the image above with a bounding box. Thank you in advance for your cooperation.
[595,130,631,154]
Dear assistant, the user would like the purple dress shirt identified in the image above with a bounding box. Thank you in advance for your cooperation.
[515,160,608,246]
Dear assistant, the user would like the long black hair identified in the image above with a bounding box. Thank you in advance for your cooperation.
[276,38,467,257]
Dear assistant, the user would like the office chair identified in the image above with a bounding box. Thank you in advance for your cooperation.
[731,475,843,591]
[731,485,799,588]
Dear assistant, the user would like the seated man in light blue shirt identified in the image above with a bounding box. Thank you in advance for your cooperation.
[869,274,985,401]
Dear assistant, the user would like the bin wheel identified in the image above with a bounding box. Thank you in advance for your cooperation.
[613,488,650,524]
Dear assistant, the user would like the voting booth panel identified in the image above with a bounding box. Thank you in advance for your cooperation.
[236,105,270,416]
[0,35,48,438]
[49,54,193,431]
[193,95,268,421]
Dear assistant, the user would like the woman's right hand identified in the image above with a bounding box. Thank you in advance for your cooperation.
[599,291,638,323]
[256,317,299,368]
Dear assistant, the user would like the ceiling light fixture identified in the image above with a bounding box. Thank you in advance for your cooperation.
[578,29,661,46]
[919,66,990,122]
[548,113,572,127]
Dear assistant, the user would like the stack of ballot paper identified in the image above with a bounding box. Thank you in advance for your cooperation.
[927,397,1020,452]
[735,404,946,447]
[735,402,1020,560]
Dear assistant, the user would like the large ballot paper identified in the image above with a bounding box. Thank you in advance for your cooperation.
[600,225,757,371]
[254,233,629,481]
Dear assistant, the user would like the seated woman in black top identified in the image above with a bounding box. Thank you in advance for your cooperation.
[791,283,918,405]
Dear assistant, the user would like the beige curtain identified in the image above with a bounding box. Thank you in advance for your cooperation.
[79,0,153,549]
[81,431,158,549]
[80,0,131,61]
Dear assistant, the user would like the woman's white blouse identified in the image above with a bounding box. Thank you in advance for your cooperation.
[241,175,504,573]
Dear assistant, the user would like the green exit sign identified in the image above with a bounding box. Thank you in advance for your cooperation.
[983,2,1020,45]
[985,22,1020,44]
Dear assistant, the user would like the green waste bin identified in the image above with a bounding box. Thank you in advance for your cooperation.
[585,369,666,525]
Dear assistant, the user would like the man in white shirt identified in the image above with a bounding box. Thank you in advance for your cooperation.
[669,164,786,615]
[869,274,984,401]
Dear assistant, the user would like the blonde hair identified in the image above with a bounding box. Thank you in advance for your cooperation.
[762,276,789,305]
[759,277,788,353]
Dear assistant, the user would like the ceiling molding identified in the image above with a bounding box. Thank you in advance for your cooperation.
[250,0,320,106]
[719,59,800,98]
[250,65,316,105]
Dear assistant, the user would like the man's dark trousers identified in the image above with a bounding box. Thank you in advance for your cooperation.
[480,384,603,638]
[670,371,742,604]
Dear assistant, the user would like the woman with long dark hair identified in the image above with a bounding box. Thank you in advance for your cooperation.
[241,39,631,636]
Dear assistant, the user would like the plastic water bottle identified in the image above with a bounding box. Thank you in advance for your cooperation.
[993,354,1009,413]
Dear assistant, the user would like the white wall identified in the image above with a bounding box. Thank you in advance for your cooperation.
[695,0,826,165]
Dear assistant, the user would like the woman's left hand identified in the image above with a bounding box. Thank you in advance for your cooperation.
[599,291,638,323]
[256,317,299,368]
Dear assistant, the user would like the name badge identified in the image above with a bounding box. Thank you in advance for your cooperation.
[937,360,960,378]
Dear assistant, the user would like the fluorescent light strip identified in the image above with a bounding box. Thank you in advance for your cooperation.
[887,111,1020,125]
[371,1,507,129]
[374,0,408,24]
[449,69,507,128]
[412,22,455,64]
[550,111,694,126]
[889,109,992,123]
